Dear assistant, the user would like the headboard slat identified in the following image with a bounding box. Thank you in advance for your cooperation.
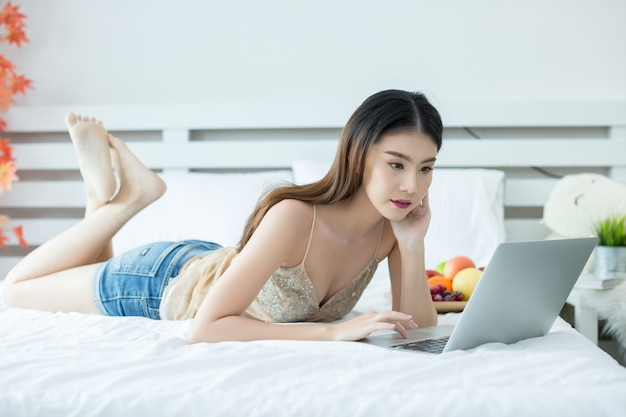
[12,137,625,170]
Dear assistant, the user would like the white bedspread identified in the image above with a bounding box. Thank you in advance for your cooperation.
[2,276,626,417]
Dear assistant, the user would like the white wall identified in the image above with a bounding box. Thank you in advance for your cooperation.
[7,0,626,110]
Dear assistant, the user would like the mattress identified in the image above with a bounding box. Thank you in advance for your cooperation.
[1,275,626,417]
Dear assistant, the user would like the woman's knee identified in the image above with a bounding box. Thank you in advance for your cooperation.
[2,278,25,308]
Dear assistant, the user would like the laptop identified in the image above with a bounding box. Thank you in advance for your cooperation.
[361,237,597,354]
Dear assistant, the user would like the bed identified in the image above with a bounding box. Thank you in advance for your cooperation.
[2,102,626,416]
[2,273,626,417]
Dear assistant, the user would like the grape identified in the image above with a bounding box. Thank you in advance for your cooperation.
[428,284,463,302]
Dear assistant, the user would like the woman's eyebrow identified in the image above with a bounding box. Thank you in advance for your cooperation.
[384,151,412,161]
[384,151,437,163]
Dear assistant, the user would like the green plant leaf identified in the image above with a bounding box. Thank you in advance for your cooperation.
[594,214,626,246]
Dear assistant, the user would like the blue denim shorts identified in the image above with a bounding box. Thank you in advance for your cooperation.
[93,240,222,319]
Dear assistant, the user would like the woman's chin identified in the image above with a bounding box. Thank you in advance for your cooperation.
[379,208,411,222]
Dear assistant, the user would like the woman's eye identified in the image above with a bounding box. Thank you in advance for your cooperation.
[420,166,434,173]
[390,162,404,170]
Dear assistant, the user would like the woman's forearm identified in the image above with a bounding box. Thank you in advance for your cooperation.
[187,315,334,344]
[398,242,437,328]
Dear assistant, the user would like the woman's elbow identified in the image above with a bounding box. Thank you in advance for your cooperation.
[186,318,212,344]
[186,316,230,344]
[186,329,203,344]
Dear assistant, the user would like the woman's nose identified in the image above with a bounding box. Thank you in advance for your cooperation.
[399,173,418,194]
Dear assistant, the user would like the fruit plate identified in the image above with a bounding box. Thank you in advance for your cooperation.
[435,301,467,313]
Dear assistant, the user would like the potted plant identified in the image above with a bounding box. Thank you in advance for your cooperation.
[593,214,626,275]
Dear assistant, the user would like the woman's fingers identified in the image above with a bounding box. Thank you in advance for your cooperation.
[393,321,409,339]
[333,310,419,341]
[369,311,417,338]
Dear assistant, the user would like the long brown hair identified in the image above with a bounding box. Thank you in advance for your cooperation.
[237,89,443,250]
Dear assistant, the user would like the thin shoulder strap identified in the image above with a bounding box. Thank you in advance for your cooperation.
[301,204,316,264]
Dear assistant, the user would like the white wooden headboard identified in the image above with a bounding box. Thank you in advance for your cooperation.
[2,101,626,277]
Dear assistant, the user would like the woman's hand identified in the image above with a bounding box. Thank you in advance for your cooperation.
[389,193,431,249]
[329,310,418,341]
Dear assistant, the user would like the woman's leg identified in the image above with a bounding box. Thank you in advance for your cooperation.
[66,112,117,208]
[2,114,166,313]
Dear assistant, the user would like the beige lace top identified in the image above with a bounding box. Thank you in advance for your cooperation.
[159,205,383,323]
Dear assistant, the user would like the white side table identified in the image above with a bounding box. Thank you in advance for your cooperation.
[566,288,603,345]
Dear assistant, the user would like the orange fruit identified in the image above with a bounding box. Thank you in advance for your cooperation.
[444,255,476,280]
[427,276,453,291]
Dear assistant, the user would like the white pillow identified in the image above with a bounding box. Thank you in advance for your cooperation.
[427,169,505,269]
[292,161,505,269]
[113,170,293,254]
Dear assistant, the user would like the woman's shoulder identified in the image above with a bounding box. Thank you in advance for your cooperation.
[246,199,314,266]
[257,199,315,237]
[266,199,313,222]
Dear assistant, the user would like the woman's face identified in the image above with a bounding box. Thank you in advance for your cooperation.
[362,130,438,221]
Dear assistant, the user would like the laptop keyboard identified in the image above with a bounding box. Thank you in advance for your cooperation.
[390,336,450,354]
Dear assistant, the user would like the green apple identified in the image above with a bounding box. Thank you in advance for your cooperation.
[452,267,483,301]
[435,260,447,275]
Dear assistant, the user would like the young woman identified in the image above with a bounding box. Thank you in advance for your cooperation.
[3,89,443,343]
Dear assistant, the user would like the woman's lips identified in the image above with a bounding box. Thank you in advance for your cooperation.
[391,199,412,209]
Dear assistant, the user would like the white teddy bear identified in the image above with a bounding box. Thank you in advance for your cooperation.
[544,173,626,363]
[543,173,626,240]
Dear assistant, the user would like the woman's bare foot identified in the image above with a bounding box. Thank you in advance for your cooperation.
[107,134,166,211]
[65,113,117,206]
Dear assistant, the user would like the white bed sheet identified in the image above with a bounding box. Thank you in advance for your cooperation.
[2,275,626,417]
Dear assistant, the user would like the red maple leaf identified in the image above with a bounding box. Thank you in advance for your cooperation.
[0,119,6,132]
[0,54,16,73]
[4,24,28,46]
[0,228,8,250]
[0,137,14,162]
[0,2,26,27]
[13,225,27,247]
[9,73,32,95]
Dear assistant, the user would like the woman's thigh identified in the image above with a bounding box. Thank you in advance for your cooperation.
[9,263,102,314]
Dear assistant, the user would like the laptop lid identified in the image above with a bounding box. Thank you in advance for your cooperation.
[443,237,597,352]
